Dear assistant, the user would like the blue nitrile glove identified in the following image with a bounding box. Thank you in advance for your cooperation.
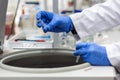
[74,42,112,66]
[36,11,73,33]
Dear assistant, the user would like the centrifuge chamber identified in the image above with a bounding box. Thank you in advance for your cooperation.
[0,49,116,80]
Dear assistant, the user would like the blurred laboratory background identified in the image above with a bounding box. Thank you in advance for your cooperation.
[5,0,120,50]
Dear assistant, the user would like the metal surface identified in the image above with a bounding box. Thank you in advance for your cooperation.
[0,49,90,73]
[73,0,76,11]
[44,0,48,10]
[53,0,59,48]
[0,0,8,53]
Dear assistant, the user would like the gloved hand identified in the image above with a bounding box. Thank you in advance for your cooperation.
[74,42,112,66]
[36,11,73,33]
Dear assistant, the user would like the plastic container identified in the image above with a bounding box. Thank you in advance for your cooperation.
[7,31,53,49]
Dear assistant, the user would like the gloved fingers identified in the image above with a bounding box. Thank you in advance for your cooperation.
[36,11,42,20]
[37,22,42,28]
[74,49,87,56]
[36,11,48,21]
[43,24,54,33]
[42,25,50,33]
[43,19,56,32]
[37,11,54,20]
[46,20,50,24]
[42,18,47,23]
[42,19,50,24]
[76,42,88,50]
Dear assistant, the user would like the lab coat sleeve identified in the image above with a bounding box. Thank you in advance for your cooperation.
[106,42,120,73]
[70,0,120,38]
[69,0,120,72]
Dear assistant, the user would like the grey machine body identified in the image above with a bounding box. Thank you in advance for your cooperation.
[0,0,8,53]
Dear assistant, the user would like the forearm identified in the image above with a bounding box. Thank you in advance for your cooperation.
[70,0,120,38]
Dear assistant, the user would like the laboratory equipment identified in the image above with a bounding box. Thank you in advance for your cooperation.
[7,31,53,49]
[19,1,53,42]
[0,49,117,80]
[0,0,117,80]
[0,0,8,53]
[6,1,53,49]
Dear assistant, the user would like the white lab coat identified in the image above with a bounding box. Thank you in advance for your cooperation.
[70,0,120,73]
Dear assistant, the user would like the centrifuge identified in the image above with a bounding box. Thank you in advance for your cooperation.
[0,49,116,80]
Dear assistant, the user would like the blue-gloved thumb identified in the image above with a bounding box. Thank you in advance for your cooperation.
[37,22,42,28]
[43,20,56,32]
[74,49,86,56]
[43,25,49,33]
[74,51,80,56]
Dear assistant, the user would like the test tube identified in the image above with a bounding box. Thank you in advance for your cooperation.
[38,19,45,27]
[76,56,80,63]
[75,40,81,63]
